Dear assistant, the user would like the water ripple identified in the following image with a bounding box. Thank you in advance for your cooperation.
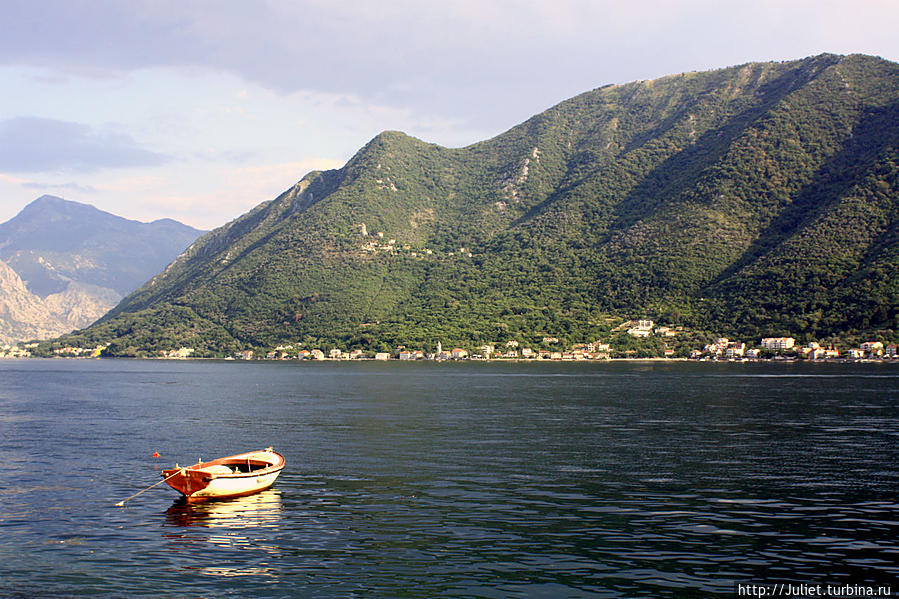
[1,360,897,597]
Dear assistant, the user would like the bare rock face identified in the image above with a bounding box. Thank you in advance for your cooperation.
[43,282,122,328]
[0,259,121,344]
[0,196,204,344]
[0,259,64,343]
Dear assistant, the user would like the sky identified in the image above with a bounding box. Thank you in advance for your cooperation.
[0,0,897,230]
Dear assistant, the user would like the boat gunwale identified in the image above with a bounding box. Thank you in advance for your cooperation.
[161,450,286,482]
[198,463,285,481]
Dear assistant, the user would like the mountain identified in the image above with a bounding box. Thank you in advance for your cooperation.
[0,258,122,344]
[53,54,899,356]
[0,196,204,343]
[0,258,68,342]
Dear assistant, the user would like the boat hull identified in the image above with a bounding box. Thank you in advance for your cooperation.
[162,448,285,502]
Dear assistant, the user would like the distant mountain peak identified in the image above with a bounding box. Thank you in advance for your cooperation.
[33,194,65,203]
[0,197,206,342]
[27,194,99,211]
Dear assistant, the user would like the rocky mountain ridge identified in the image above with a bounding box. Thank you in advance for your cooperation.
[0,196,204,343]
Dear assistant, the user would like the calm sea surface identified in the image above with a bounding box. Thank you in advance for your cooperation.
[0,359,897,598]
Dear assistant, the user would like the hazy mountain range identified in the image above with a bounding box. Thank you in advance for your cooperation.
[0,196,203,344]
[50,54,899,356]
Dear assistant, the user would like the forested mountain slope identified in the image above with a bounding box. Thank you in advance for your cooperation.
[54,54,899,355]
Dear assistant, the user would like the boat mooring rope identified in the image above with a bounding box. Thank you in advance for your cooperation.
[115,468,184,507]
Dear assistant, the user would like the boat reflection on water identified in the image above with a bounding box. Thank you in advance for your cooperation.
[163,489,285,574]
[165,489,283,528]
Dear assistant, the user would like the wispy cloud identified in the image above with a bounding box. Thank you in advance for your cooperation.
[84,158,345,229]
[0,117,169,173]
[22,181,97,193]
[4,0,896,134]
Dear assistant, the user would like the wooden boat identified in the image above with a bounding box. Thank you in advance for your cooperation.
[161,447,285,502]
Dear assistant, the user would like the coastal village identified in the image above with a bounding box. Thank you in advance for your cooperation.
[4,320,897,361]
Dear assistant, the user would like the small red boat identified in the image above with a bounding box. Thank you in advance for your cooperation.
[161,447,285,502]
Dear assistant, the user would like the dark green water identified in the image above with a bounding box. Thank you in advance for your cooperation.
[1,359,897,597]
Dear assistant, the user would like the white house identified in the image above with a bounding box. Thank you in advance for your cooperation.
[628,320,655,337]
[761,337,795,350]
[725,343,746,359]
[860,341,884,356]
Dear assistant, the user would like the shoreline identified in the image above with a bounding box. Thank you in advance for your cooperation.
[4,355,897,365]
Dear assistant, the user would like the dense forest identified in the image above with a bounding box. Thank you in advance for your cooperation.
[48,54,899,357]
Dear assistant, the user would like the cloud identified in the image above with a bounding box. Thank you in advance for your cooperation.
[3,0,894,133]
[0,173,30,185]
[2,0,898,144]
[83,158,346,229]
[0,117,169,173]
[193,149,258,163]
[22,181,97,193]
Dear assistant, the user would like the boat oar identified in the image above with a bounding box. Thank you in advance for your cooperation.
[115,469,183,507]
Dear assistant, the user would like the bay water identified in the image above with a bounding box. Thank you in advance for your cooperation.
[1,359,897,597]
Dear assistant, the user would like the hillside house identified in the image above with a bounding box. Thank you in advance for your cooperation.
[725,343,746,359]
[702,338,729,358]
[762,337,795,350]
[860,341,884,356]
[627,320,654,337]
[807,348,827,360]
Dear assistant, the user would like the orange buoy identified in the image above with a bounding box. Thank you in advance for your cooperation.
[152,451,161,458]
